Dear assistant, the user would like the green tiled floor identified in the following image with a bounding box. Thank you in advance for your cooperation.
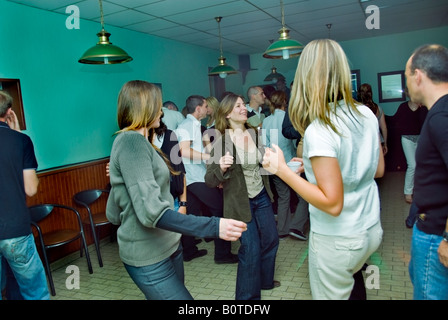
[49,171,413,300]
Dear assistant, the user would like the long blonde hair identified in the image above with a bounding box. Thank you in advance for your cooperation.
[205,96,219,127]
[289,39,360,136]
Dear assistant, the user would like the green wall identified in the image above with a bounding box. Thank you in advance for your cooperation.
[341,26,448,115]
[0,1,241,170]
[1,0,447,170]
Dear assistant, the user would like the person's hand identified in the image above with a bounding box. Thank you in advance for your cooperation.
[6,109,20,132]
[178,205,187,215]
[219,151,234,173]
[219,218,247,241]
[438,240,448,267]
[106,162,110,177]
[288,157,305,174]
[262,144,286,175]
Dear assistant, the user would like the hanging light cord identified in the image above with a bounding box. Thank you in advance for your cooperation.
[281,0,285,27]
[99,0,105,30]
[327,23,332,39]
[216,17,223,57]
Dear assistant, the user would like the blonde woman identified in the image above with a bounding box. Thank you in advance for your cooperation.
[106,80,246,300]
[205,96,219,128]
[205,93,279,300]
[203,96,220,152]
[262,39,384,299]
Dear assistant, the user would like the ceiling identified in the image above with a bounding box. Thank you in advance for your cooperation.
[7,0,448,56]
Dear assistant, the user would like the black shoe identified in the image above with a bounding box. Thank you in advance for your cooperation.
[262,280,281,290]
[289,229,308,240]
[183,249,207,262]
[405,217,415,229]
[215,254,239,264]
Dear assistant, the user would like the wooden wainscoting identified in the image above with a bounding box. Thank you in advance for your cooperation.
[27,157,112,263]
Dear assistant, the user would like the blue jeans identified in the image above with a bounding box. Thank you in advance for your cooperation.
[0,234,50,300]
[409,224,448,299]
[124,245,193,300]
[236,188,279,300]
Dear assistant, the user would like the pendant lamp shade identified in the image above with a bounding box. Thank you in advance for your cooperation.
[209,57,238,78]
[263,0,303,59]
[264,66,285,83]
[78,0,132,64]
[208,17,237,78]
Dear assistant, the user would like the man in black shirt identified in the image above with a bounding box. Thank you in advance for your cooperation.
[0,90,49,299]
[405,44,448,300]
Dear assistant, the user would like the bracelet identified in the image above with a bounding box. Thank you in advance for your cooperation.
[443,230,448,242]
[179,201,187,207]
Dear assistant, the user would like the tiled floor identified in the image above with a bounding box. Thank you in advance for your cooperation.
[49,171,413,300]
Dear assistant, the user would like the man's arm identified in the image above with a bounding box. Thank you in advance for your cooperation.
[23,169,39,196]
[179,140,210,161]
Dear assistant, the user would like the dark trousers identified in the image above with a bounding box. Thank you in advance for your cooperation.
[349,265,367,300]
[236,188,279,300]
[182,182,231,260]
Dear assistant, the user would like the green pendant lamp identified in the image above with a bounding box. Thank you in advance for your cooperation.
[263,0,303,60]
[208,17,237,79]
[79,0,132,65]
[264,66,285,83]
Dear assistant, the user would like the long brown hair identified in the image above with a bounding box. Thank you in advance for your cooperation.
[269,90,287,114]
[117,80,162,132]
[116,80,179,175]
[357,83,378,115]
[215,93,255,134]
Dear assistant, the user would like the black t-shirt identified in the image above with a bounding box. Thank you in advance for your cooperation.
[0,121,38,240]
[159,129,186,199]
[414,94,448,235]
[394,101,428,136]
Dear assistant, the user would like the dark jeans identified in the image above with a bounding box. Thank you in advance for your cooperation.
[124,245,193,300]
[182,182,232,260]
[236,188,279,300]
[406,202,418,228]
[1,257,23,300]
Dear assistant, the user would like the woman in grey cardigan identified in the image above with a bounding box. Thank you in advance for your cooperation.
[106,80,246,300]
[205,93,280,300]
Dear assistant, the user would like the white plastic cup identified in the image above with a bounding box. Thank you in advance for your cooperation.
[286,161,302,172]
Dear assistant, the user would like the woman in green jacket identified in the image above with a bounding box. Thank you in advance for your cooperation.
[205,93,279,300]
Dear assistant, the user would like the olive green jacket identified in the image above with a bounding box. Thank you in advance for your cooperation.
[204,129,274,223]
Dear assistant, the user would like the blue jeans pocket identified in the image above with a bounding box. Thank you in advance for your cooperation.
[9,235,34,264]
